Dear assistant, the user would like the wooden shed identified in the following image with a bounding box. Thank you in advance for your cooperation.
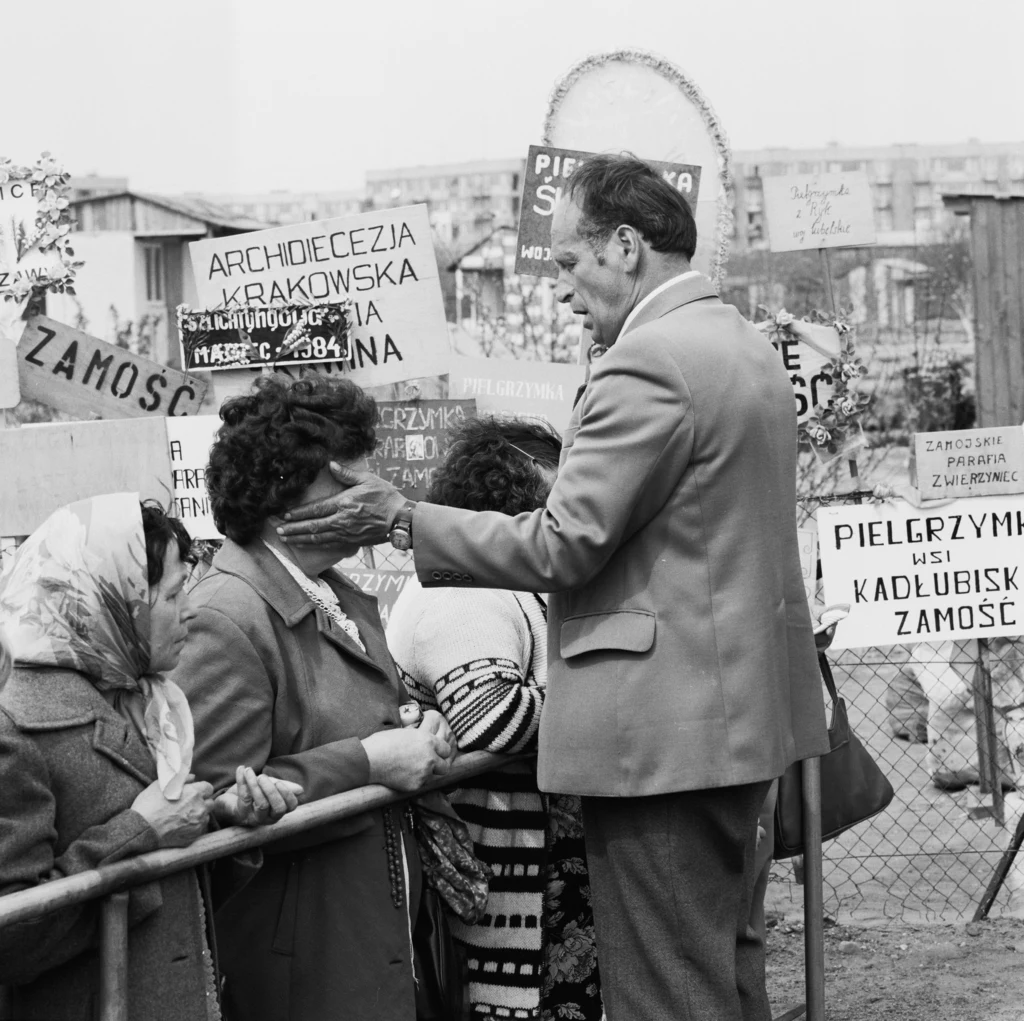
[942,192,1024,427]
[47,193,268,367]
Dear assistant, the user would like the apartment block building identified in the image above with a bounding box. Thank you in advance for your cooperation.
[365,158,524,246]
[732,141,1024,250]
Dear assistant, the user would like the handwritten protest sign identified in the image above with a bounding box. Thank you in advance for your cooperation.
[18,316,207,419]
[369,400,476,500]
[762,171,876,253]
[515,145,702,277]
[818,497,1024,649]
[343,569,413,629]
[165,416,220,539]
[912,426,1024,501]
[0,418,172,536]
[177,302,352,372]
[448,355,584,434]
[189,205,449,389]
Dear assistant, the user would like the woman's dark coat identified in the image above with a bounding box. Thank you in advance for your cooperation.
[170,539,420,1021]
[0,668,215,1021]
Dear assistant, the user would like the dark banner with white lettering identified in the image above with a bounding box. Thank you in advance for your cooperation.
[368,399,477,500]
[177,302,351,371]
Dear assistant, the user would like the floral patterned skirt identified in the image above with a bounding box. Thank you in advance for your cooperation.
[540,795,602,1021]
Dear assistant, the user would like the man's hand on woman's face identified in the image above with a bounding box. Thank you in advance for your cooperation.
[275,462,406,549]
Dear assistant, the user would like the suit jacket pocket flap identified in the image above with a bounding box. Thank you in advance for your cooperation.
[560,610,655,659]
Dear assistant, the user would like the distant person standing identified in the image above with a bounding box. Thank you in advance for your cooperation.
[277,154,829,1020]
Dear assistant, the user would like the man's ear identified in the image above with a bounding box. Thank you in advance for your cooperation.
[616,224,643,272]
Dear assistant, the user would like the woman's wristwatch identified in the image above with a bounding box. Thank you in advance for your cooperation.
[387,499,416,551]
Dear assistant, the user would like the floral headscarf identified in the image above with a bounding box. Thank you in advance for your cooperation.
[0,493,194,798]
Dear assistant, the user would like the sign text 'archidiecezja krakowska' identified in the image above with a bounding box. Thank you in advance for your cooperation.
[188,204,449,389]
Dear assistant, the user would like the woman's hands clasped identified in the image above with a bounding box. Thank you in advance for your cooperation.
[213,766,304,828]
[131,777,215,848]
[132,767,304,846]
[361,711,458,792]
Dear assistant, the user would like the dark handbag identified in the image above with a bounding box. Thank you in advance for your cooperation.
[414,885,469,1021]
[773,642,895,860]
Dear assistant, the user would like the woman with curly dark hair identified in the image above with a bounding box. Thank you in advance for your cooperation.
[387,416,603,1021]
[169,375,457,1021]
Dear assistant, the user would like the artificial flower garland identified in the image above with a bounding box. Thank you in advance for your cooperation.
[758,305,870,458]
[0,153,82,303]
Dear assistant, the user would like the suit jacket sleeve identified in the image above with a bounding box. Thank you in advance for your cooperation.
[0,724,161,985]
[414,331,692,591]
[179,605,370,802]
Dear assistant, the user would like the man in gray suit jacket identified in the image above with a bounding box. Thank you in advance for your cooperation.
[279,154,830,1019]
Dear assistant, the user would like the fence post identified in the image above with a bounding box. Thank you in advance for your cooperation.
[802,756,825,1021]
[973,639,1005,826]
[98,891,130,1021]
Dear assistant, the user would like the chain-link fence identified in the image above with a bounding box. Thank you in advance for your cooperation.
[764,492,1024,924]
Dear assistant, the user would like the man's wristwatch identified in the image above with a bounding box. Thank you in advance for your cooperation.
[387,499,416,551]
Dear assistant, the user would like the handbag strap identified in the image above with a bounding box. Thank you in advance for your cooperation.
[818,651,840,704]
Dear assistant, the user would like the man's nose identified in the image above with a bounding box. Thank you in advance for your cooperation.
[553,276,573,304]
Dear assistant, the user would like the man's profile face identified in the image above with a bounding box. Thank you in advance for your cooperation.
[551,197,634,347]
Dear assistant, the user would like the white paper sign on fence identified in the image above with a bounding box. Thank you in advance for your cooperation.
[166,416,221,539]
[818,497,1024,649]
[762,171,876,253]
[188,205,449,389]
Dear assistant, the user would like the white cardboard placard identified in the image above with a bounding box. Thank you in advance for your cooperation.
[188,205,449,390]
[819,497,1024,649]
[762,171,876,253]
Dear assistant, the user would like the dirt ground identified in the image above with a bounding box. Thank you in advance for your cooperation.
[767,914,1024,1021]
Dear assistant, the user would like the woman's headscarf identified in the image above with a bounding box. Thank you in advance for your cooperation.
[0,493,194,798]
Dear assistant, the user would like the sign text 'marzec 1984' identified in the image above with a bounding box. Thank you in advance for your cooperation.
[177,302,351,372]
[819,497,1024,649]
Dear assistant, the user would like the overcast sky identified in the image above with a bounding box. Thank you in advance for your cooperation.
[5,0,1022,195]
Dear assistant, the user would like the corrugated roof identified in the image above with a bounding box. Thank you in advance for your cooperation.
[70,191,270,232]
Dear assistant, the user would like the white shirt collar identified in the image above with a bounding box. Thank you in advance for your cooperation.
[617,270,701,342]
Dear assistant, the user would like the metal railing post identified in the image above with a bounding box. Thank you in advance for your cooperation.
[801,756,825,1021]
[98,891,130,1021]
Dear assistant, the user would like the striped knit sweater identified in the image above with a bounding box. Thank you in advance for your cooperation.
[386,576,549,1019]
